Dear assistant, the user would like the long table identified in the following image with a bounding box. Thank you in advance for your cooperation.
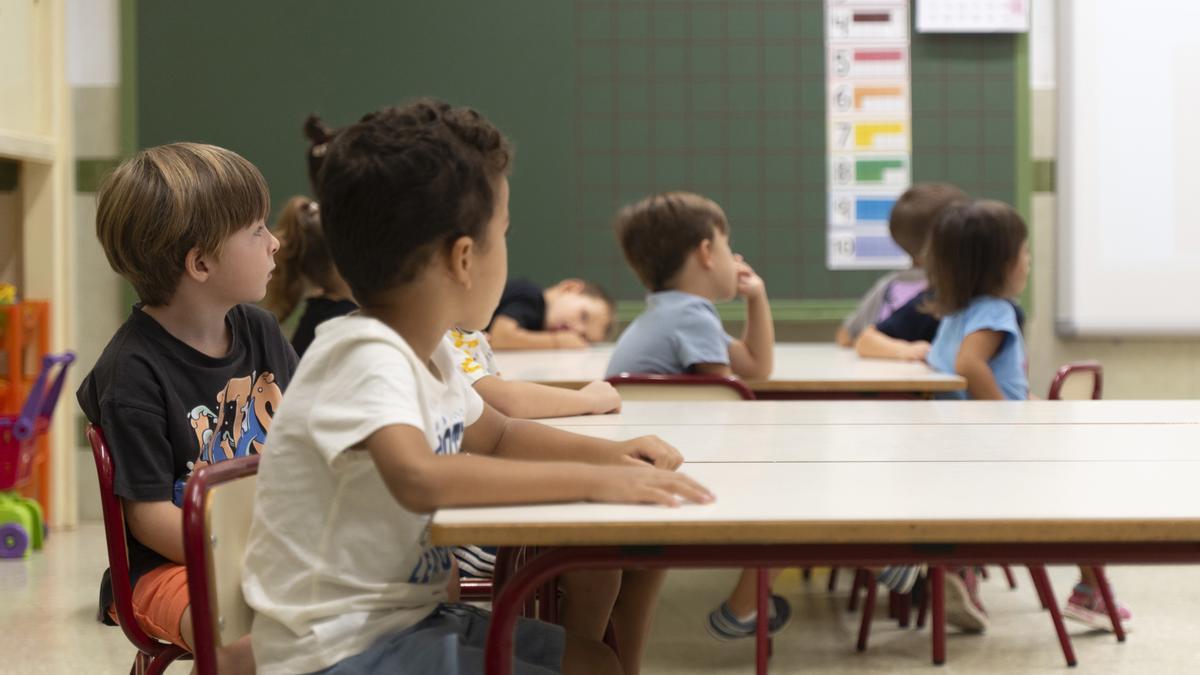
[542,399,1200,427]
[431,410,1200,674]
[492,343,966,397]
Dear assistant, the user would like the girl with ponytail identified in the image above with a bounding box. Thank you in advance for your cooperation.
[263,114,357,356]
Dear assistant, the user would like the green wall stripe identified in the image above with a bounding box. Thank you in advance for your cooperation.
[0,160,18,192]
[1033,159,1056,193]
[1014,32,1033,312]
[76,159,120,193]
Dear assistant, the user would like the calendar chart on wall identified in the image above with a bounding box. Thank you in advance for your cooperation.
[825,0,913,270]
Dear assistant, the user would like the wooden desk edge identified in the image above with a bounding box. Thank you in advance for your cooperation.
[430,518,1200,547]
[536,378,967,393]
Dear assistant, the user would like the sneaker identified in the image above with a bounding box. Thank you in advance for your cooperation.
[1063,584,1133,632]
[877,565,927,594]
[705,594,793,641]
[944,572,989,633]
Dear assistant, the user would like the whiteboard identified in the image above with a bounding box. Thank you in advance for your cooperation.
[1057,0,1200,336]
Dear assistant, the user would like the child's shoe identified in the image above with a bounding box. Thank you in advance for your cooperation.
[944,571,989,633]
[1063,583,1133,632]
[705,594,792,641]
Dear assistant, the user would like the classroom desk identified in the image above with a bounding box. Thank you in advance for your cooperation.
[542,399,1200,427]
[431,459,1200,674]
[491,343,965,397]
[535,422,1200,464]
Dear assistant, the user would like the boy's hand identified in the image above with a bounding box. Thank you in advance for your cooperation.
[588,466,714,507]
[617,435,683,469]
[903,340,932,362]
[734,255,766,301]
[553,331,590,349]
[580,380,622,414]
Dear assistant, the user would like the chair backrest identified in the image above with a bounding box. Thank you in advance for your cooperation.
[606,373,756,401]
[183,454,259,675]
[86,424,171,655]
[1047,361,1103,400]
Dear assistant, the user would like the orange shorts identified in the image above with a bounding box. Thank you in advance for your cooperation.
[108,563,191,649]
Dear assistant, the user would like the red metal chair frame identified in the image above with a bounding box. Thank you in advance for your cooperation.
[1047,361,1124,641]
[182,454,260,675]
[605,372,757,401]
[853,360,1121,665]
[87,425,190,675]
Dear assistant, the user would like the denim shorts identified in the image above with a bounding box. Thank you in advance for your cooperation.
[310,602,564,675]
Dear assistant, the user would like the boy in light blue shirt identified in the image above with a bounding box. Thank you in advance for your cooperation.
[605,291,732,377]
[607,192,781,642]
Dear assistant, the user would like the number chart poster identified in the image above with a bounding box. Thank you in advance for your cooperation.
[825,0,913,270]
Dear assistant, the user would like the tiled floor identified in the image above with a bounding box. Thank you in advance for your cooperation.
[4,523,1199,674]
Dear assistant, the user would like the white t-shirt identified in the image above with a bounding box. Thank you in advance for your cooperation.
[445,328,500,384]
[242,315,484,675]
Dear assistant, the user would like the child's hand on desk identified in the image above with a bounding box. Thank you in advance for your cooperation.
[902,340,932,362]
[734,255,766,300]
[579,380,622,414]
[552,331,590,349]
[588,466,714,507]
[617,435,683,469]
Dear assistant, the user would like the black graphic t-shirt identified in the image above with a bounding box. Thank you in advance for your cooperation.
[77,304,297,610]
[487,278,546,331]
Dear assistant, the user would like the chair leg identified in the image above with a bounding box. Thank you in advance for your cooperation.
[756,567,770,675]
[1029,565,1078,667]
[848,568,866,612]
[145,646,188,675]
[856,572,878,652]
[931,567,946,665]
[898,591,912,628]
[802,567,812,582]
[1092,566,1127,642]
[1030,567,1051,610]
[827,566,839,592]
[1002,564,1018,590]
[537,578,558,623]
[916,576,930,629]
[979,566,990,580]
[129,652,144,675]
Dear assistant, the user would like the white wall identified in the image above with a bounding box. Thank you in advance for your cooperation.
[1023,0,1200,398]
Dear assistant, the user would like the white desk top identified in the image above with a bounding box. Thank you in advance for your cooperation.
[537,422,1200,464]
[492,343,965,393]
[431,460,1200,546]
[544,400,1200,427]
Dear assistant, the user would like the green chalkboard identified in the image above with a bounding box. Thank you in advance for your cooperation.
[134,0,1020,311]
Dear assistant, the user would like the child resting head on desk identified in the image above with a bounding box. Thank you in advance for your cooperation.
[486,277,616,350]
[240,98,713,675]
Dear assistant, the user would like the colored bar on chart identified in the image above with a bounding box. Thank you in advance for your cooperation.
[855,122,906,150]
[851,48,906,77]
[855,196,897,222]
[854,86,905,113]
[856,158,906,184]
[848,8,907,39]
[853,235,907,259]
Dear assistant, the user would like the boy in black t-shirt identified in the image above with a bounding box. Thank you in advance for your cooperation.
[77,143,296,674]
[486,278,616,349]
